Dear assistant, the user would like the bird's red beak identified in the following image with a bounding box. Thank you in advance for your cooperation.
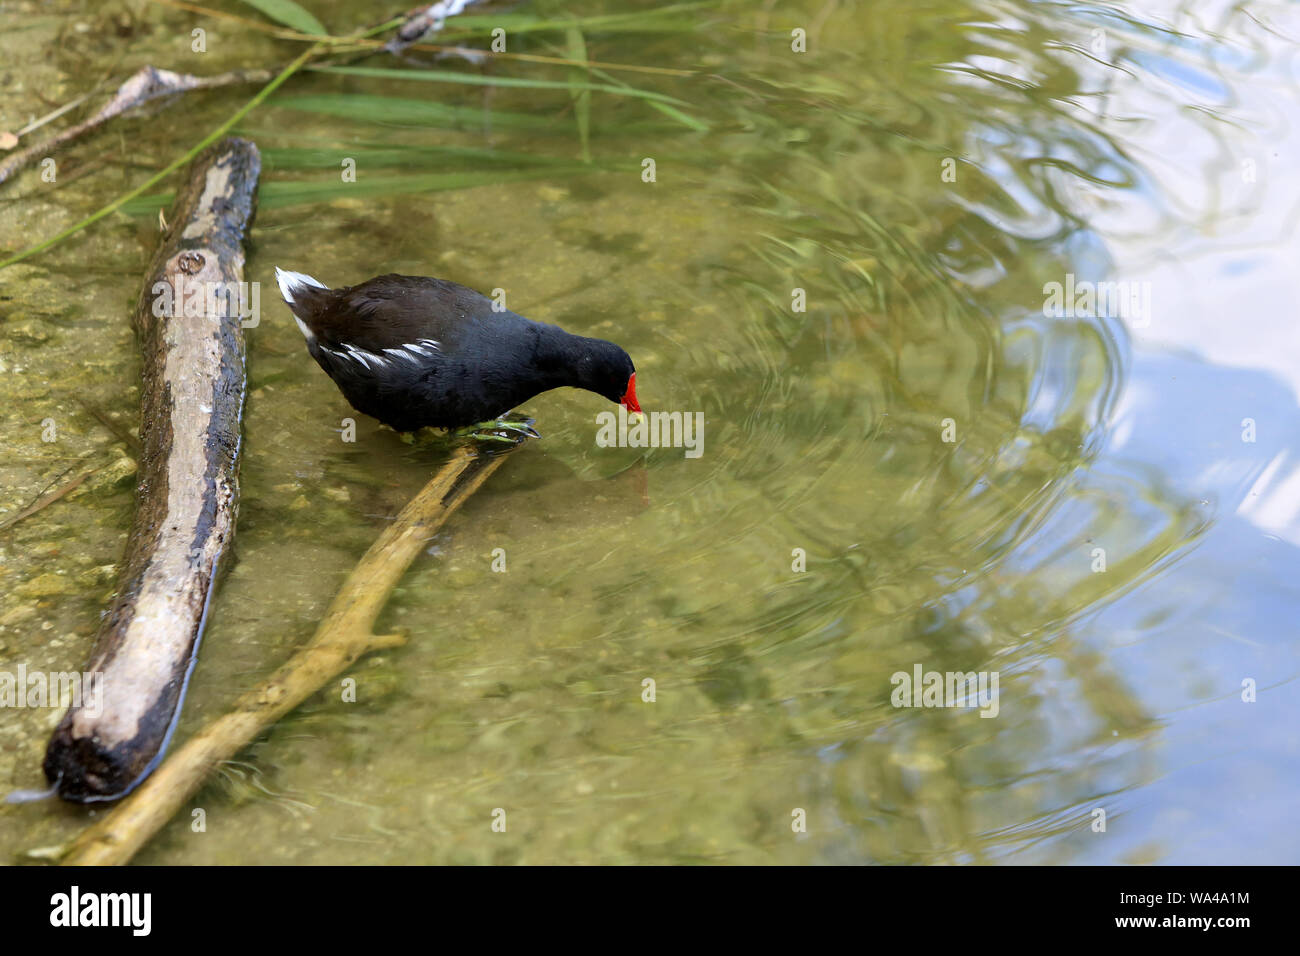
[620,373,642,414]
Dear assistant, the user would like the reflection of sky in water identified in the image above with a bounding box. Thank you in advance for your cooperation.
[1033,0,1300,862]
[1066,354,1300,862]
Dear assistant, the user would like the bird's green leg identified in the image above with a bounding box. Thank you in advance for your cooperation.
[453,414,541,445]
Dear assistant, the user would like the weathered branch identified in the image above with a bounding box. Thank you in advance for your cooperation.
[62,442,520,865]
[0,67,272,187]
[43,137,260,802]
[384,1,493,53]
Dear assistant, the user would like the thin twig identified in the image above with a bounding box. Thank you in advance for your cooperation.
[0,466,98,534]
[75,398,143,453]
[13,92,94,138]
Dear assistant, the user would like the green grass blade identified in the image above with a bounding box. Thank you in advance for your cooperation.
[120,166,611,214]
[237,0,328,36]
[641,99,710,132]
[444,3,721,37]
[566,26,592,163]
[274,93,557,130]
[310,65,691,106]
[257,143,576,170]
[549,45,710,133]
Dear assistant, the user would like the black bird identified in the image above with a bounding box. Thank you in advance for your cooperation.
[275,268,640,439]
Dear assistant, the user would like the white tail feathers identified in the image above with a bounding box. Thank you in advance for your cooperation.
[274,267,327,306]
[275,267,328,343]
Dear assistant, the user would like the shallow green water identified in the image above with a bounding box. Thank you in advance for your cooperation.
[1,0,1297,863]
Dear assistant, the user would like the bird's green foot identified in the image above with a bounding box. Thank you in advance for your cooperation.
[454,416,541,446]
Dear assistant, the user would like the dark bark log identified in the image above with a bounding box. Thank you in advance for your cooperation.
[43,137,261,802]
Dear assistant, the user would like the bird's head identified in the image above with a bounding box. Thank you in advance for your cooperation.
[579,340,641,414]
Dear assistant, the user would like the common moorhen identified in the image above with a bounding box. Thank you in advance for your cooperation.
[275,268,641,439]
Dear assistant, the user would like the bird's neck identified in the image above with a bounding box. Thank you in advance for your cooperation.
[530,324,606,392]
